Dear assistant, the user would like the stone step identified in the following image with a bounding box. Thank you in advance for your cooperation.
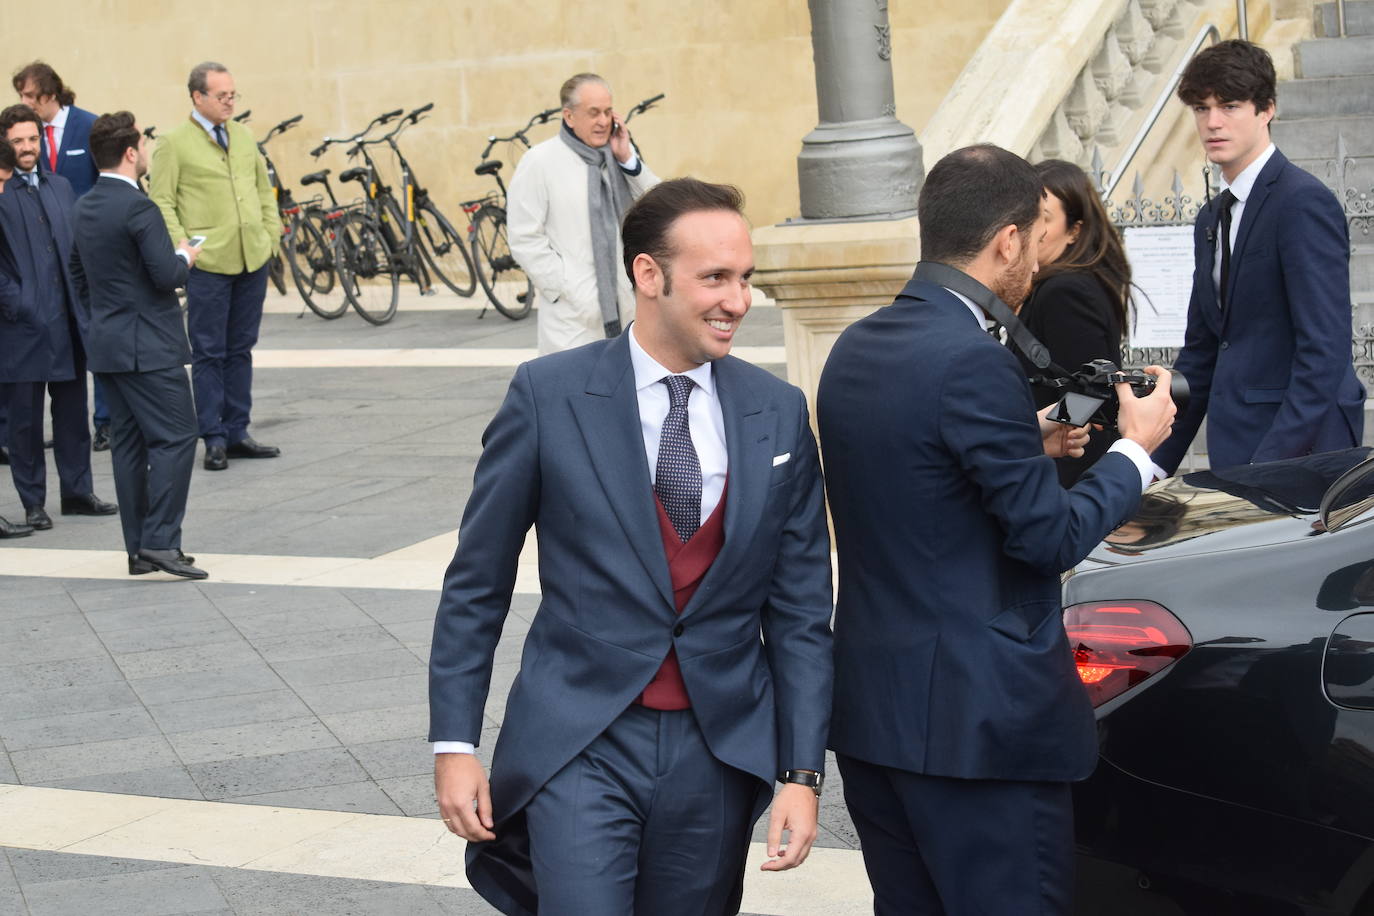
[1279,74,1374,119]
[1294,35,1374,78]
[1316,1,1374,37]
[1272,114,1374,159]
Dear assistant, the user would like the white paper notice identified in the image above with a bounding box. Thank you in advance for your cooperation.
[1124,226,1195,349]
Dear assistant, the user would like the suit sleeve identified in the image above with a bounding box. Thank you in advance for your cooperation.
[130,197,190,294]
[761,394,834,773]
[148,138,187,246]
[0,221,21,319]
[68,239,91,323]
[255,145,281,256]
[428,363,542,745]
[1252,186,1354,462]
[626,155,660,199]
[505,153,566,301]
[1151,231,1219,475]
[941,341,1142,575]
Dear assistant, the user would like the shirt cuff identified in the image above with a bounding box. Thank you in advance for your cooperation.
[433,741,476,755]
[1149,461,1170,482]
[175,249,191,264]
[619,150,642,176]
[1107,439,1154,493]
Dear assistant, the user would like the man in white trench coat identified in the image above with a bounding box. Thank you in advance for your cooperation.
[507,73,660,354]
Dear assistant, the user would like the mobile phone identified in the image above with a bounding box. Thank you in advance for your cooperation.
[612,119,622,136]
[188,235,207,247]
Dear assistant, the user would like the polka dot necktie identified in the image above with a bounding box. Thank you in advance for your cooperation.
[655,375,702,543]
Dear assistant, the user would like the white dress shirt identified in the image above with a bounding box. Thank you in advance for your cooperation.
[946,288,1152,492]
[1211,143,1276,297]
[435,326,729,756]
[42,106,70,163]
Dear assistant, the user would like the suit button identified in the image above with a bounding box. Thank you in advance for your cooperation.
[672,623,684,637]
[1220,341,1229,350]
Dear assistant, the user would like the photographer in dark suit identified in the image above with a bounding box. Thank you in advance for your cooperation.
[69,111,206,579]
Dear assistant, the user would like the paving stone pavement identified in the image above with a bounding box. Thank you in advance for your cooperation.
[0,295,863,915]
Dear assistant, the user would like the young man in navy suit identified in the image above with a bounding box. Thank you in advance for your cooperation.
[818,145,1177,915]
[13,61,112,451]
[1152,39,1364,475]
[430,178,833,915]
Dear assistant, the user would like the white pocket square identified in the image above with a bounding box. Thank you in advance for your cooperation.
[772,452,791,467]
[66,149,86,156]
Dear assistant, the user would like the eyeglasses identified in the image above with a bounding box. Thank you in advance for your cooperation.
[201,91,240,104]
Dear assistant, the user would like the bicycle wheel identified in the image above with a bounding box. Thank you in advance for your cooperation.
[471,205,532,320]
[335,212,400,325]
[287,213,348,319]
[268,251,288,295]
[416,202,477,297]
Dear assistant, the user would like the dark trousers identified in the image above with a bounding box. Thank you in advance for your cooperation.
[186,263,268,447]
[838,753,1075,916]
[92,374,110,427]
[1,376,92,508]
[99,368,197,556]
[522,705,758,915]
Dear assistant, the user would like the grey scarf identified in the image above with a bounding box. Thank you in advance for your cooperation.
[560,123,633,338]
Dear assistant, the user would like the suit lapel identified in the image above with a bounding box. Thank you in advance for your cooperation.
[681,356,775,619]
[1221,152,1282,332]
[569,336,675,610]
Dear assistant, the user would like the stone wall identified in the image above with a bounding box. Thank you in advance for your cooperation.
[18,0,1008,227]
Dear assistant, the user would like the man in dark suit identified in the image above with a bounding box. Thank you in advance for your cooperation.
[1153,39,1364,475]
[430,178,833,915]
[14,61,112,450]
[0,104,115,530]
[817,145,1177,914]
[0,128,27,537]
[69,111,206,580]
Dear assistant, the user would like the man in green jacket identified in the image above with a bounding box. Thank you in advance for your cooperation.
[150,61,281,471]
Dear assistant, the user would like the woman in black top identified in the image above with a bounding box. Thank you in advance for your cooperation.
[1018,159,1132,486]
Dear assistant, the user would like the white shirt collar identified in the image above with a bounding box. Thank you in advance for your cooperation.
[945,288,995,330]
[1220,142,1276,203]
[628,322,716,398]
[45,106,70,130]
[99,172,140,189]
[190,109,224,137]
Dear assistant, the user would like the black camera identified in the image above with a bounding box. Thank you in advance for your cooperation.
[1034,359,1190,430]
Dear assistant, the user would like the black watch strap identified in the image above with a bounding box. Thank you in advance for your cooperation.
[779,769,823,796]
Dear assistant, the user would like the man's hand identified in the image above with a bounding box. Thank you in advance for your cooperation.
[435,753,495,842]
[609,115,633,164]
[1116,365,1178,455]
[176,239,201,268]
[1037,405,1091,459]
[760,784,819,871]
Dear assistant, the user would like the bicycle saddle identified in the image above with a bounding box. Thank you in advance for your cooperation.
[339,167,368,183]
[300,169,331,186]
[474,160,502,177]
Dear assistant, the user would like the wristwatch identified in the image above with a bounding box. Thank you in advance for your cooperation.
[779,769,824,797]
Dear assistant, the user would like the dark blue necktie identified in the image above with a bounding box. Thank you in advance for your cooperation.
[214,125,228,151]
[655,375,702,543]
[1216,188,1236,311]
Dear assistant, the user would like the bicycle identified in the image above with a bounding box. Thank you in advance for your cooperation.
[464,106,560,320]
[242,111,301,298]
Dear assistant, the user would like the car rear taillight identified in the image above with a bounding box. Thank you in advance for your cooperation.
[1063,601,1191,707]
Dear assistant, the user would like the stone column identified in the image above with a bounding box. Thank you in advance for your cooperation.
[798,0,924,219]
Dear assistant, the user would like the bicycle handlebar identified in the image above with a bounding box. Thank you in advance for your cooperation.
[262,114,305,145]
[624,93,665,122]
[233,110,252,123]
[407,102,434,122]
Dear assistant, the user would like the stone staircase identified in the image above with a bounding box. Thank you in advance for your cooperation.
[1272,2,1374,294]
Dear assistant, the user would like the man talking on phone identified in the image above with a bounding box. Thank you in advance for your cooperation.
[507,73,660,355]
[70,111,207,579]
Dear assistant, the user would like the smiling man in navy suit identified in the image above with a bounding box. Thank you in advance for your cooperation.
[429,177,833,915]
[1152,40,1364,475]
[819,145,1178,915]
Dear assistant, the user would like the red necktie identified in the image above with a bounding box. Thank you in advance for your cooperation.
[45,124,57,171]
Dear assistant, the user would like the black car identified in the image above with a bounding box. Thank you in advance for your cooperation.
[1067,448,1374,916]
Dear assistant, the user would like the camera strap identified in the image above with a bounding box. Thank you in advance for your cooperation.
[911,261,1068,378]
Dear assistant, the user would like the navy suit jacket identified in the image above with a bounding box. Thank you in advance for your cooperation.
[0,172,84,383]
[1153,148,1364,474]
[69,176,191,374]
[39,106,99,198]
[429,331,833,911]
[818,277,1143,783]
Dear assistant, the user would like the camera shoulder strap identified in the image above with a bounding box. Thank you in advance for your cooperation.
[912,260,1067,377]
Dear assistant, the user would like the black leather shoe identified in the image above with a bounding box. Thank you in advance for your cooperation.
[135,548,208,580]
[25,506,52,530]
[92,425,111,452]
[0,516,32,538]
[204,445,228,471]
[129,550,197,575]
[225,437,281,459]
[60,494,118,516]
